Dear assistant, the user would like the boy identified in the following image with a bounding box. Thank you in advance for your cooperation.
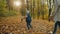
[50,0,60,34]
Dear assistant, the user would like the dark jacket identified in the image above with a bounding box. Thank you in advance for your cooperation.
[26,14,31,23]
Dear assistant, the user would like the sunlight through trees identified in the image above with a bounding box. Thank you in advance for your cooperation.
[0,0,54,20]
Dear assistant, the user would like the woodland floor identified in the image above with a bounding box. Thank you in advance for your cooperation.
[0,15,60,34]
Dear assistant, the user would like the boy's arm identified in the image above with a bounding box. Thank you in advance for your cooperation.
[49,0,58,21]
[50,0,59,16]
[50,0,58,17]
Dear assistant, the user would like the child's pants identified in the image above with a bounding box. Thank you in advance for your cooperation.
[26,22,32,30]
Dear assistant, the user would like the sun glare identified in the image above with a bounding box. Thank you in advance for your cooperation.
[14,1,21,6]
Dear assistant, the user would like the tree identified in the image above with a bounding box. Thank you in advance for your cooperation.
[37,0,40,19]
[0,0,18,17]
[0,0,8,16]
